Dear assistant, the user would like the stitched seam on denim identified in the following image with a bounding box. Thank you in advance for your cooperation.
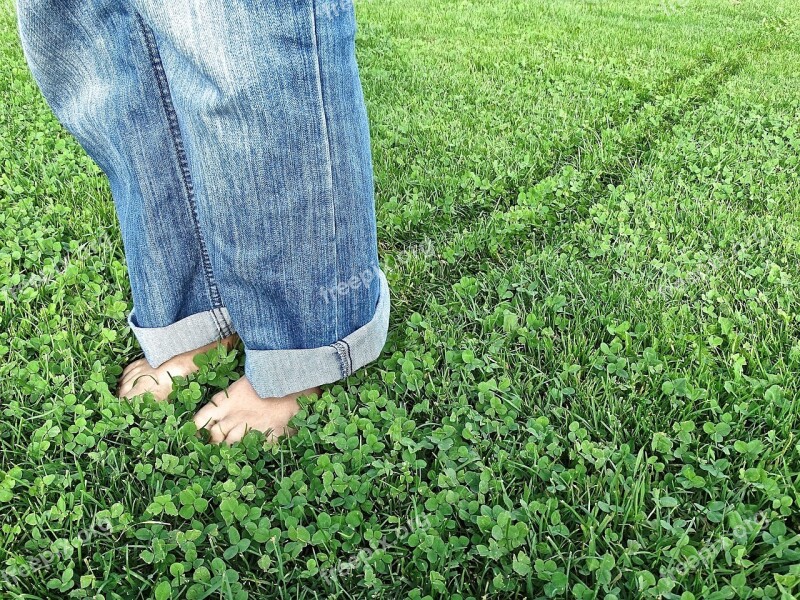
[309,1,339,341]
[212,308,224,337]
[332,341,351,378]
[218,310,231,338]
[341,339,353,374]
[135,13,225,337]
[212,308,223,337]
[215,308,234,338]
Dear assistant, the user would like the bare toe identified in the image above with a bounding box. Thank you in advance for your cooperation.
[118,334,239,402]
[223,421,249,444]
[192,378,318,445]
[119,364,146,387]
[192,393,227,429]
[122,356,146,372]
[207,418,231,444]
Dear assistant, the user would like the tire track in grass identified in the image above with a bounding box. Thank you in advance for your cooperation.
[374,50,770,482]
[377,48,767,442]
[375,50,756,421]
[383,50,755,310]
[394,6,794,265]
[376,48,727,254]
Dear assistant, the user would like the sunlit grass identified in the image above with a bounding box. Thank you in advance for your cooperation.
[1,0,799,597]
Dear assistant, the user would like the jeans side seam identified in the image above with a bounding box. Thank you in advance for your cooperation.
[309,1,339,340]
[331,340,352,378]
[341,339,353,375]
[213,307,234,338]
[134,13,225,336]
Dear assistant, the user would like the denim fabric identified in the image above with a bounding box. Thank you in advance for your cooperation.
[17,0,389,398]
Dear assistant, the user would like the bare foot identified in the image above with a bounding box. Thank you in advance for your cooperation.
[193,377,320,444]
[118,334,239,401]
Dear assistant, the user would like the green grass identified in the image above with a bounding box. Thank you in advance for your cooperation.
[1,0,800,598]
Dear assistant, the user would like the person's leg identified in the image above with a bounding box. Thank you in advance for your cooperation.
[16,0,239,400]
[129,0,390,441]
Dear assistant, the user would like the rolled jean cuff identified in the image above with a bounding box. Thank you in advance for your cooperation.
[128,306,236,367]
[245,269,391,398]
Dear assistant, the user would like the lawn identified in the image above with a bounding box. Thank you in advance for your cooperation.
[1,0,800,598]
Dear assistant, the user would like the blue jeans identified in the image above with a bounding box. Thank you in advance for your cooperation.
[16,0,390,398]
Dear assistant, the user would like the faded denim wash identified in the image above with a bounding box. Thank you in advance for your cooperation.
[16,0,390,398]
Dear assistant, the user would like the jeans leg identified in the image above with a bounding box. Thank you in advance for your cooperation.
[130,0,390,398]
[16,0,235,365]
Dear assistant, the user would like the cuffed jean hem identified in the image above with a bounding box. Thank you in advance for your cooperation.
[244,269,391,399]
[128,306,236,367]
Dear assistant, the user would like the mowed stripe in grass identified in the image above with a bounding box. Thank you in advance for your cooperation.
[1,0,800,599]
[359,0,785,246]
